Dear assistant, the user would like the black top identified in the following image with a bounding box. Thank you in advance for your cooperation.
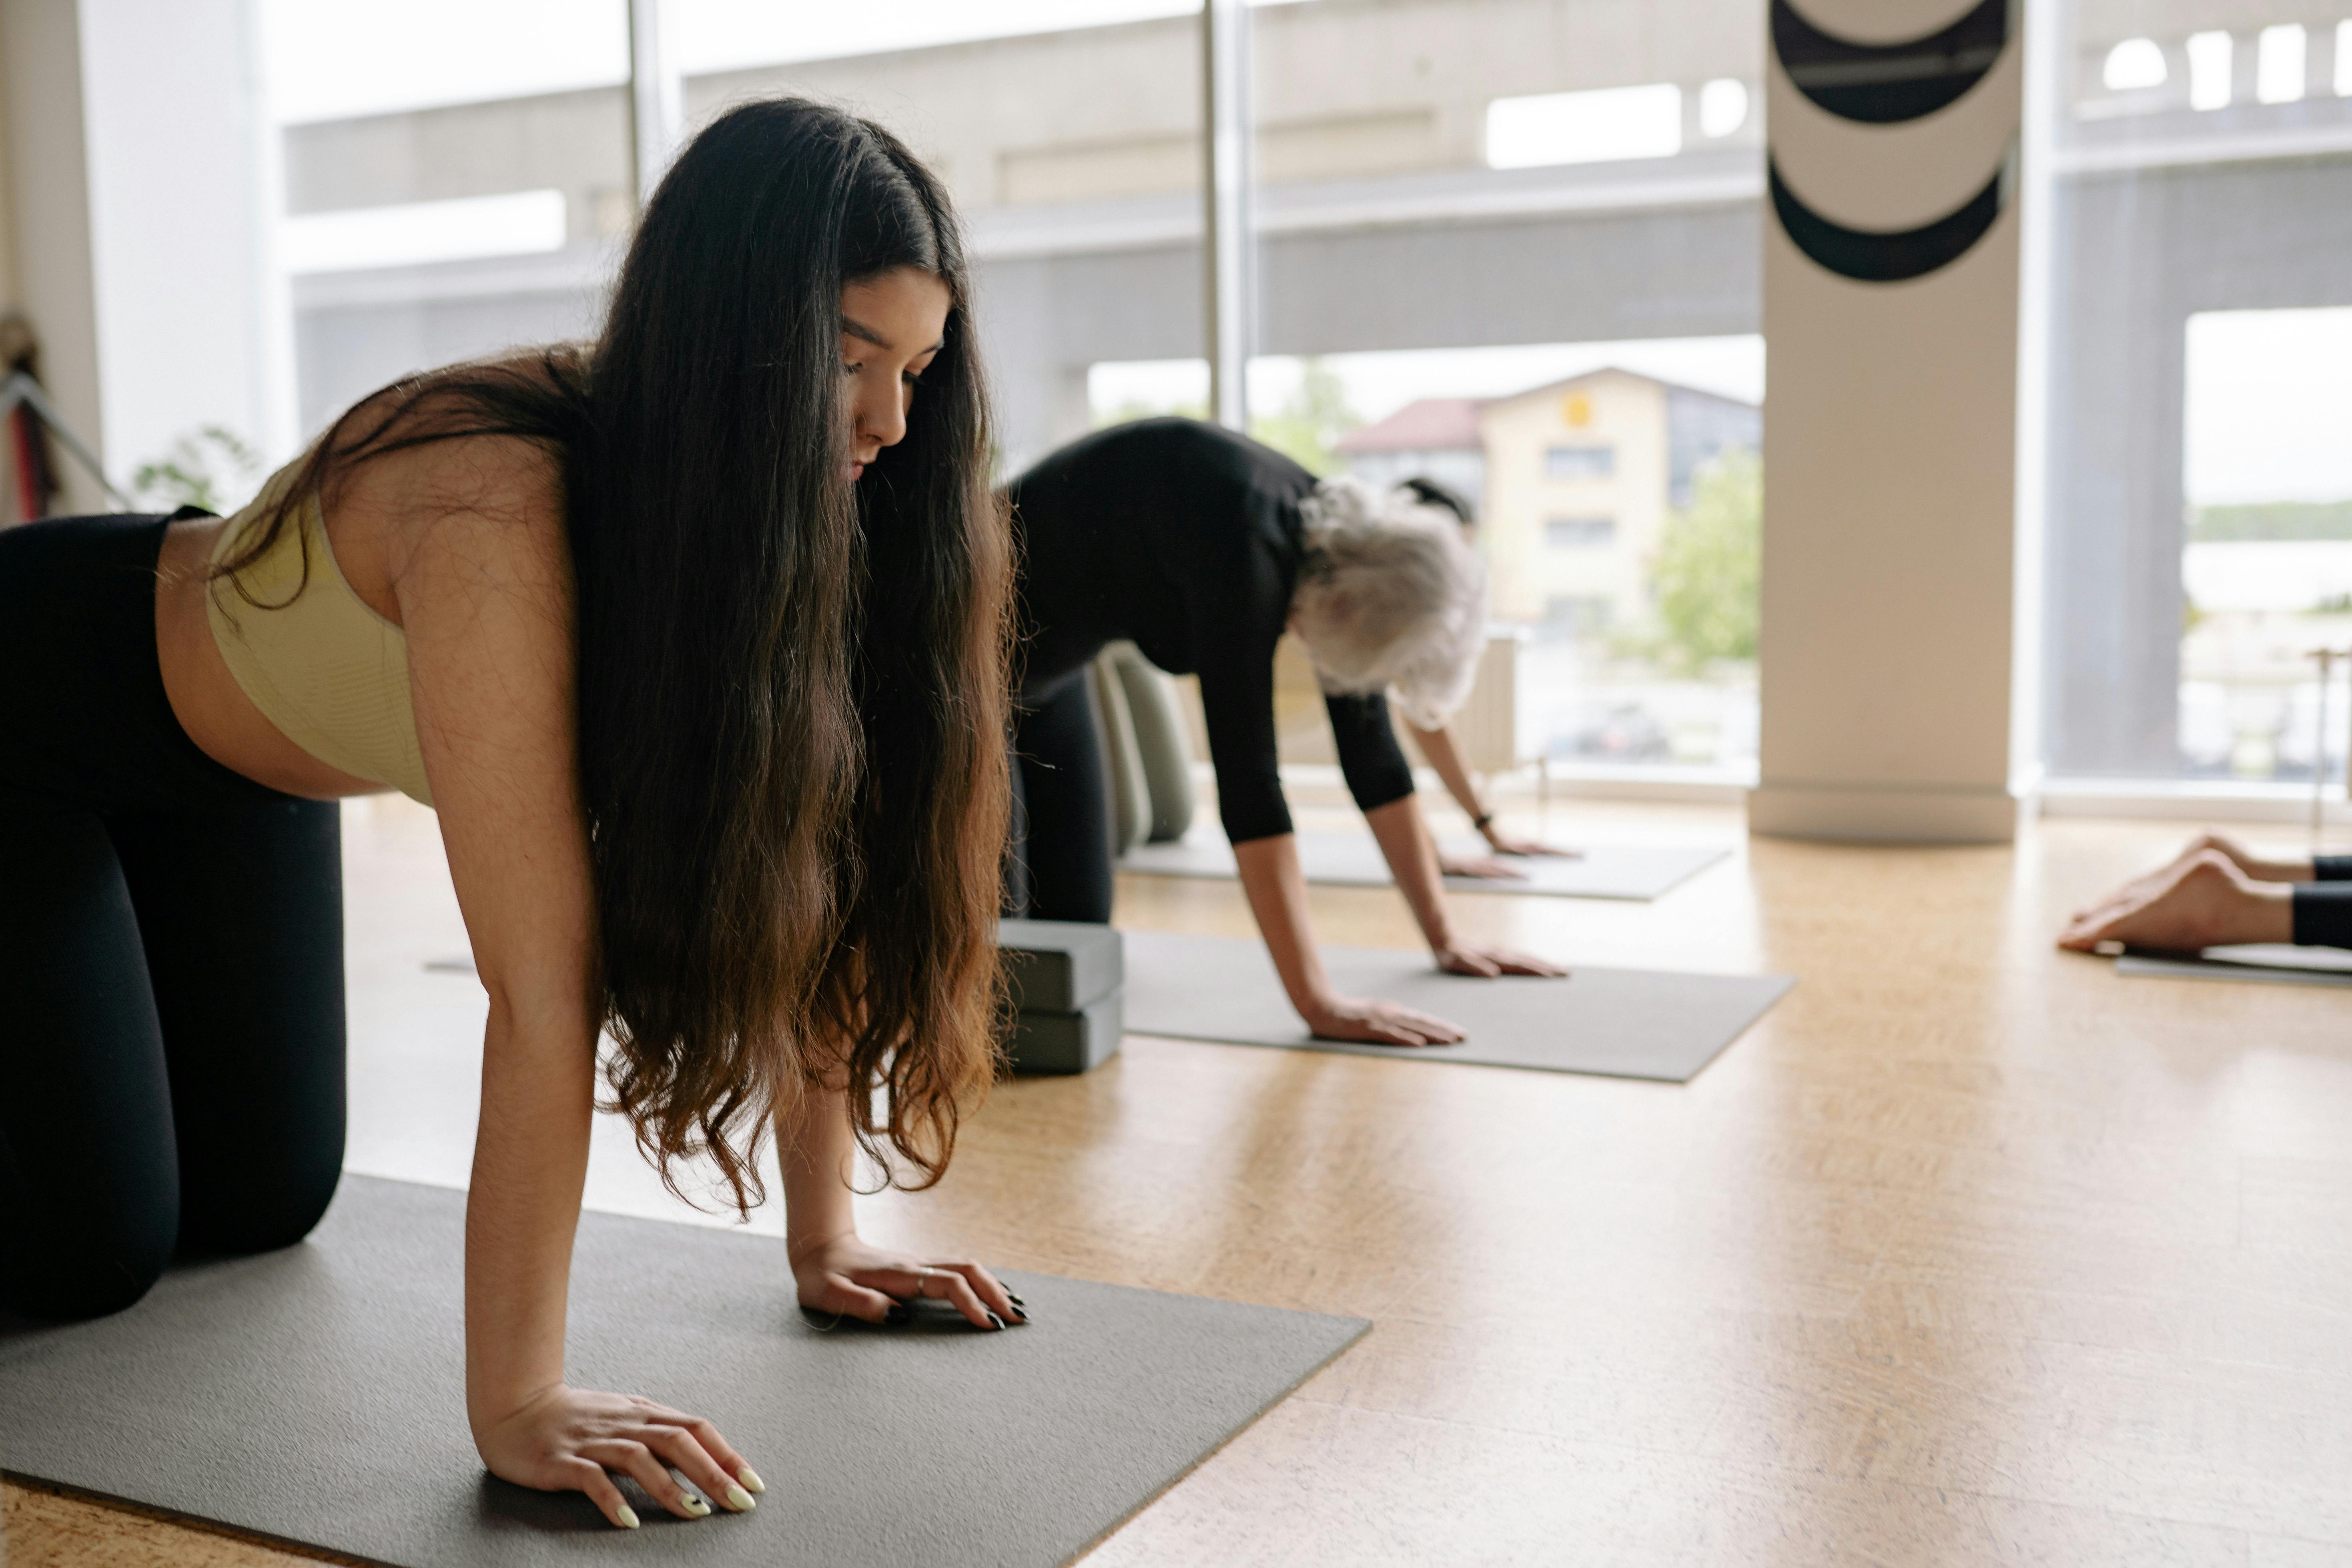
[1004,418,1415,844]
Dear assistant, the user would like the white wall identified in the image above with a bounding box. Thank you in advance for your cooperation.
[0,0,291,516]
[1,0,106,512]
[80,0,293,483]
[0,12,16,311]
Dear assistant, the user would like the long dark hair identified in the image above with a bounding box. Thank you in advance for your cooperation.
[221,99,1011,1210]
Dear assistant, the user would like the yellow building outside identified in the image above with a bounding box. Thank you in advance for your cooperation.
[1481,370,1669,631]
[1339,368,1760,636]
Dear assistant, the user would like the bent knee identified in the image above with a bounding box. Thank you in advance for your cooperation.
[182,1162,341,1257]
[3,1213,174,1321]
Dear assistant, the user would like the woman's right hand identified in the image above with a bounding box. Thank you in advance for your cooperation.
[1437,852,1530,880]
[475,1384,764,1530]
[1301,993,1466,1047]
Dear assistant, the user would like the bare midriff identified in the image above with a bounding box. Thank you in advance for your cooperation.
[153,513,399,802]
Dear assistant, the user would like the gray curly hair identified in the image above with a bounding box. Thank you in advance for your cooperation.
[1289,475,1488,729]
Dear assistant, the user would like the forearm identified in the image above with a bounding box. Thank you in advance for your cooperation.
[1363,795,1457,952]
[1410,722,1486,826]
[465,999,597,1432]
[778,1079,860,1262]
[1233,834,1337,1018]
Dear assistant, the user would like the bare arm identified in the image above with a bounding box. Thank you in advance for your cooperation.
[1362,795,1459,951]
[778,1076,1023,1330]
[396,455,595,1434]
[1408,720,1489,827]
[391,443,752,1528]
[1407,720,1572,862]
[1362,797,1565,979]
[1233,833,1463,1045]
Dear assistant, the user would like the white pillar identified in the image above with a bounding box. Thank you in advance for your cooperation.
[80,0,291,479]
[1200,0,1252,433]
[628,0,681,204]
[1750,0,2030,842]
[0,0,290,512]
[1,0,107,513]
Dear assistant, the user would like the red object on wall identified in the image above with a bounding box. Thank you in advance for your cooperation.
[8,404,56,522]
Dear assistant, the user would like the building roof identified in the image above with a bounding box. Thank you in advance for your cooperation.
[1487,365,1758,412]
[1335,397,1486,454]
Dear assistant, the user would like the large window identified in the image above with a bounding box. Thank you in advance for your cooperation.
[255,0,1770,781]
[2042,0,2352,788]
[1240,0,1768,778]
[262,2,1208,484]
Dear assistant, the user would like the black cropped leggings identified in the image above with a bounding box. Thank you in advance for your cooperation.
[1005,668,1114,924]
[2298,857,2352,946]
[0,516,345,1321]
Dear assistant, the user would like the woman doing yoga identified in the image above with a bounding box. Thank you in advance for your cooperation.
[2059,832,2352,952]
[0,101,1021,1528]
[1003,419,1563,1048]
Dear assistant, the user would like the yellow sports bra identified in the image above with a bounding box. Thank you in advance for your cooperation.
[205,461,434,806]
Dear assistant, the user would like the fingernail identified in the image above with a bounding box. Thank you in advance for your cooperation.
[724,1484,756,1512]
[1004,1301,1029,1322]
[1006,1292,1027,1309]
[681,1493,711,1517]
[987,1310,1007,1330]
[886,1303,912,1324]
[738,1466,766,1494]
[617,1505,641,1530]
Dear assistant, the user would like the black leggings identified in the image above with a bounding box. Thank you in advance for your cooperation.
[1006,669,1114,923]
[0,516,345,1321]
[2296,857,2352,947]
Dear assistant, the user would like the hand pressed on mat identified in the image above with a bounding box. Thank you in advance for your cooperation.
[1301,992,1468,1047]
[475,1384,763,1530]
[1435,942,1567,979]
[1437,852,1529,879]
[2057,844,2293,954]
[792,1231,1026,1330]
[1483,827,1581,859]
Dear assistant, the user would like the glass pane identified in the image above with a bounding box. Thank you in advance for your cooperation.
[266,1,1200,475]
[2042,0,2352,786]
[1245,0,1767,780]
[263,0,634,442]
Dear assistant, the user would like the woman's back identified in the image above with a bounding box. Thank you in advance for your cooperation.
[1005,417,1315,690]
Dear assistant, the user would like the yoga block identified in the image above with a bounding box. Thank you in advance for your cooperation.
[998,918,1123,1013]
[1008,988,1125,1076]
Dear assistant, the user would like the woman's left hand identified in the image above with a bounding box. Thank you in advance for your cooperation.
[791,1232,1026,1331]
[1482,829,1579,858]
[1438,852,1529,880]
[1434,944,1568,978]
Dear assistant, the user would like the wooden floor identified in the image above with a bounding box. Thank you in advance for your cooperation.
[11,797,2352,1566]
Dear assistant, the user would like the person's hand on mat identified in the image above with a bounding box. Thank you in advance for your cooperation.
[791,1231,1026,1331]
[1434,943,1567,979]
[2056,847,2291,953]
[1303,994,1467,1047]
[1437,852,1530,880]
[476,1384,764,1530]
[1480,828,1580,860]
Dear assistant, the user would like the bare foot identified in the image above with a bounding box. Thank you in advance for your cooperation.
[2057,850,2293,952]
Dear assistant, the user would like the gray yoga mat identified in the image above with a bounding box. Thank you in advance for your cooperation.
[1121,930,1790,1081]
[1117,829,1726,901]
[0,1176,1365,1568]
[2116,943,2352,988]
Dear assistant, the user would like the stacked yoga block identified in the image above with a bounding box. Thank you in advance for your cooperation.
[999,918,1124,1075]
